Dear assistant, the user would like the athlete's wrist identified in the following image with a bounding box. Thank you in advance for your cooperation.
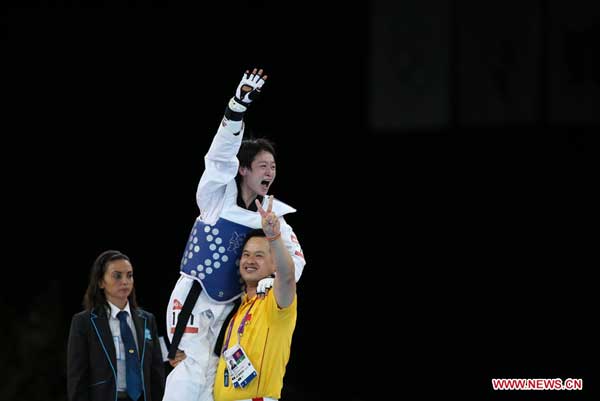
[266,232,281,241]
[224,97,247,121]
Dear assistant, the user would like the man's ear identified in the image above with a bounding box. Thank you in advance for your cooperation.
[239,166,249,177]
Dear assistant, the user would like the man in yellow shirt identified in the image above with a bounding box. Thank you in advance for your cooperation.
[213,196,297,401]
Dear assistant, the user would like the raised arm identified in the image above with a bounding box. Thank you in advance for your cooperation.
[197,68,267,224]
[278,217,306,282]
[256,196,295,308]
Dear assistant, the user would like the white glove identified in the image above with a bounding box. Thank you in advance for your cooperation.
[257,276,274,296]
[233,68,267,107]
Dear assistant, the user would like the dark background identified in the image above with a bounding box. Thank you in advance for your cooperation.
[3,1,597,400]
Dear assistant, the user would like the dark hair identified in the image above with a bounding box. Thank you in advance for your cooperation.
[236,138,276,180]
[83,250,138,312]
[241,229,267,250]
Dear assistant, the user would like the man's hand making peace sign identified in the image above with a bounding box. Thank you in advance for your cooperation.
[254,195,296,308]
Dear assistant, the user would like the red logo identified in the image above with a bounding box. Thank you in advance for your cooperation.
[170,327,198,333]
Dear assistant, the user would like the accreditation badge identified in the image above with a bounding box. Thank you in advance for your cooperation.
[223,343,257,388]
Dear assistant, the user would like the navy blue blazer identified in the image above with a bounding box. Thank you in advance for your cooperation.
[67,306,165,401]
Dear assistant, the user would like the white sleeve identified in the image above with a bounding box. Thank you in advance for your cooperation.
[279,216,306,282]
[196,119,244,224]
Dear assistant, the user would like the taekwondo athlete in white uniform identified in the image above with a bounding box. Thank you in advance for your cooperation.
[162,68,306,401]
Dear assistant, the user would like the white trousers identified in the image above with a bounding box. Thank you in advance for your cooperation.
[162,275,234,401]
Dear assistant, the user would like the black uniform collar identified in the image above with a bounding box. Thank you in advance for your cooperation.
[237,191,263,211]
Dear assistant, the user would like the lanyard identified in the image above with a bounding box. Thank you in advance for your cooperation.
[222,298,257,354]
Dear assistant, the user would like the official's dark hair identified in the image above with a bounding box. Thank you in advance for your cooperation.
[83,250,138,312]
[240,229,267,250]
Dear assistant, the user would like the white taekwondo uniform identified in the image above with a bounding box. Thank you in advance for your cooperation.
[162,115,305,401]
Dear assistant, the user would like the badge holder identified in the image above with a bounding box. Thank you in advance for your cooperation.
[223,343,257,388]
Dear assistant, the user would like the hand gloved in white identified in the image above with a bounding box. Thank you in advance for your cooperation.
[256,276,275,297]
[233,68,267,107]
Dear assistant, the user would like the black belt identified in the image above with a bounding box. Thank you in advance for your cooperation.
[167,280,241,359]
[167,278,242,359]
[213,297,240,356]
[168,280,203,359]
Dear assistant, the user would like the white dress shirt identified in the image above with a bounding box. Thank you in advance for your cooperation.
[107,301,138,392]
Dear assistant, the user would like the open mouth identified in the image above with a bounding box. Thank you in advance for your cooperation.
[260,180,271,189]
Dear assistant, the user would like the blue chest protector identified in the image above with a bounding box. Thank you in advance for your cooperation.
[179,217,253,302]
